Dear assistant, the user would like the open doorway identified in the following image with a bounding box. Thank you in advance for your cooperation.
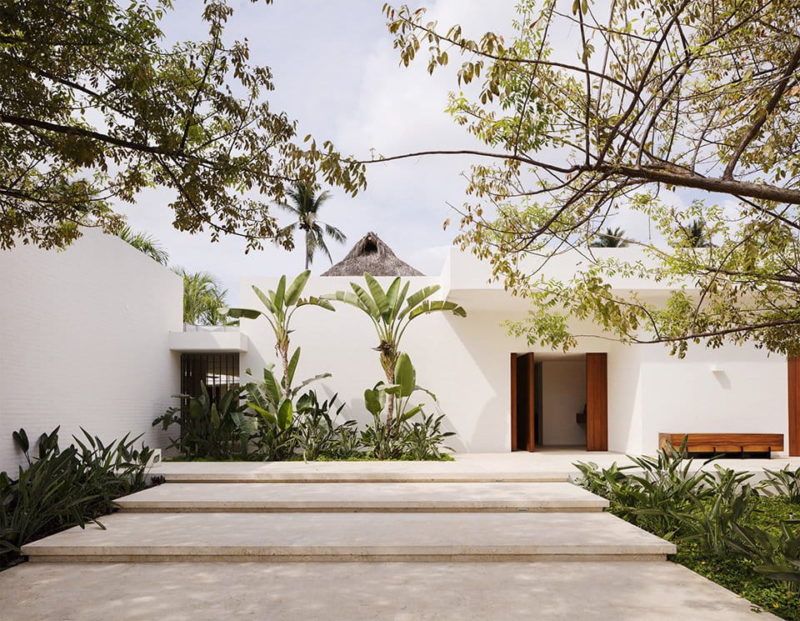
[511,352,608,451]
[537,356,586,449]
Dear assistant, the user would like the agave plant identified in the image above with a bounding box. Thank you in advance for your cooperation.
[325,274,465,426]
[225,271,334,391]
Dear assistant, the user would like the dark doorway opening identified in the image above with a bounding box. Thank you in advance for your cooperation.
[180,353,240,403]
[511,353,535,451]
[511,352,608,452]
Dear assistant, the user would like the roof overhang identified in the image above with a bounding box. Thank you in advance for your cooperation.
[168,330,249,353]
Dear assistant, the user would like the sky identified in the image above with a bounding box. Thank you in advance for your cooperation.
[116,0,659,304]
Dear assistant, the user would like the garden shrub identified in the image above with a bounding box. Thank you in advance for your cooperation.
[0,427,155,568]
[574,449,800,619]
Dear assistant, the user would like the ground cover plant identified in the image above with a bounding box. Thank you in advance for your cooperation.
[0,428,156,569]
[575,453,800,620]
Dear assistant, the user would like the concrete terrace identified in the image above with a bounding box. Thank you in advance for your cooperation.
[0,452,785,619]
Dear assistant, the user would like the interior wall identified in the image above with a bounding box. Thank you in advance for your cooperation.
[540,360,586,446]
[0,229,182,472]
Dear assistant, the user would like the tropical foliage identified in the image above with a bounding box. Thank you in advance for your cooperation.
[153,383,252,460]
[1,0,364,252]
[225,271,334,388]
[278,182,347,269]
[158,273,459,462]
[325,274,466,426]
[175,268,230,326]
[381,0,800,356]
[1,427,154,567]
[575,449,800,617]
[115,225,170,265]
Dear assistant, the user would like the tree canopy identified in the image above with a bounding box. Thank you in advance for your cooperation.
[1,0,365,252]
[381,0,800,356]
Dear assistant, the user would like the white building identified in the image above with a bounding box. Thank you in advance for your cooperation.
[172,232,798,457]
[0,229,182,472]
[3,229,796,469]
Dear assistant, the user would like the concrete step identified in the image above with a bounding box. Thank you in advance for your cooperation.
[116,482,608,513]
[0,561,776,620]
[152,461,569,483]
[22,511,675,562]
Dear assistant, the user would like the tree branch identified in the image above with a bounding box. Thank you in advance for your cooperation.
[723,40,800,180]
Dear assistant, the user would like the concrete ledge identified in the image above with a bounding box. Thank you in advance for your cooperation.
[116,482,607,512]
[22,511,676,561]
[168,330,248,353]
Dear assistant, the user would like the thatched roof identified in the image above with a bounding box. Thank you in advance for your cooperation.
[321,232,424,277]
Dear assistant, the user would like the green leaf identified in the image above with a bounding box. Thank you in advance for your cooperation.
[252,286,277,314]
[286,348,300,388]
[224,307,262,320]
[12,429,29,453]
[350,282,381,317]
[364,273,390,318]
[274,275,287,310]
[285,271,310,306]
[405,284,440,309]
[247,402,277,425]
[262,368,281,405]
[277,399,293,429]
[408,299,467,320]
[364,387,386,417]
[394,353,416,397]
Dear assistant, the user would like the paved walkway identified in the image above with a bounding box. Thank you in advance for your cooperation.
[0,453,781,619]
[151,450,800,482]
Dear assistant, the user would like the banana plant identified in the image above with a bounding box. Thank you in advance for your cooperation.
[363,353,437,431]
[225,271,334,391]
[326,273,465,427]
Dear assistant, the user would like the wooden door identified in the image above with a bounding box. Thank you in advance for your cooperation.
[510,353,536,451]
[586,353,608,451]
[790,358,800,456]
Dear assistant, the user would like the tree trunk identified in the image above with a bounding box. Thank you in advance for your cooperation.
[381,351,397,433]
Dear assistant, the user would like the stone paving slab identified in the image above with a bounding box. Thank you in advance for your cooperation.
[0,561,774,620]
[152,460,569,482]
[22,511,675,561]
[151,452,800,483]
[116,481,608,512]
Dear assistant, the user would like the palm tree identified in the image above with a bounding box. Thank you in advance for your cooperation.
[174,268,230,325]
[278,183,346,270]
[590,227,629,248]
[115,225,169,265]
[683,218,713,248]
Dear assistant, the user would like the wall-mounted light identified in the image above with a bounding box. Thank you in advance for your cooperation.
[709,364,723,374]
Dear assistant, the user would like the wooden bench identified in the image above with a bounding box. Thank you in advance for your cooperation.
[658,433,784,455]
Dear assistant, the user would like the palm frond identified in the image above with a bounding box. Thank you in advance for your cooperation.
[278,182,346,269]
[115,225,170,265]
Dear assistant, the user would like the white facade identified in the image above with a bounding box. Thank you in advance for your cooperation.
[0,229,182,472]
[238,247,791,455]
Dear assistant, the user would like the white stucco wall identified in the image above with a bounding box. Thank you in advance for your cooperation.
[238,248,791,455]
[0,229,182,472]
